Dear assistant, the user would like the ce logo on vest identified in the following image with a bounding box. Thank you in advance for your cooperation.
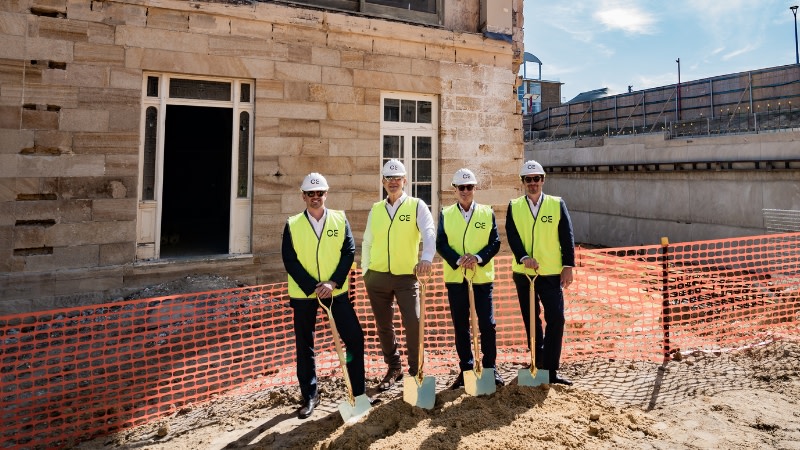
[540,216,553,223]
[398,214,411,221]
[327,229,339,236]
[474,222,486,229]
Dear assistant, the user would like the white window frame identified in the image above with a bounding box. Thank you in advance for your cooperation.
[136,73,254,260]
[379,92,439,213]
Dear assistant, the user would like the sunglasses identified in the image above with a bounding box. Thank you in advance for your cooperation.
[303,191,326,197]
[456,185,475,191]
[383,176,404,182]
[522,175,545,183]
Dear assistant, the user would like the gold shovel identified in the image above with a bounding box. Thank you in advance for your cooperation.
[463,268,496,396]
[402,272,436,409]
[317,297,372,423]
[517,272,550,386]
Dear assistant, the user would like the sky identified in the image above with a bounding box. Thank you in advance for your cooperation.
[522,0,799,103]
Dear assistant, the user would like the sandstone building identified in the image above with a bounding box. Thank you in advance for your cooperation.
[0,0,525,312]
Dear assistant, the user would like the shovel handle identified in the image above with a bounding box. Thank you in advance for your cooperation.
[416,269,432,381]
[317,296,356,406]
[464,268,482,376]
[525,272,538,377]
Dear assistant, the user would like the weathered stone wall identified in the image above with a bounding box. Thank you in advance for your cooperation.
[0,0,523,312]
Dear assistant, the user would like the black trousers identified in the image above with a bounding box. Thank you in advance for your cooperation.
[446,281,497,371]
[291,292,365,401]
[512,272,565,371]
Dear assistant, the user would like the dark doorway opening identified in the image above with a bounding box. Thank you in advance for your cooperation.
[161,105,232,258]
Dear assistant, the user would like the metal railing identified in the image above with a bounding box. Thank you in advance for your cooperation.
[526,64,800,142]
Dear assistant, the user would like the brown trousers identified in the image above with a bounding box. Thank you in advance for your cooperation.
[364,270,420,375]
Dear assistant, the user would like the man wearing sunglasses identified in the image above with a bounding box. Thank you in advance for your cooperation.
[362,159,436,391]
[505,160,575,386]
[436,168,502,389]
[281,172,368,418]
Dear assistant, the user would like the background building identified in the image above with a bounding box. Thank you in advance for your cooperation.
[0,0,525,312]
[518,51,561,140]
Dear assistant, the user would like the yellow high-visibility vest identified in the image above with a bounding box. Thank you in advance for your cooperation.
[287,210,350,298]
[441,203,495,284]
[368,197,420,275]
[510,195,563,276]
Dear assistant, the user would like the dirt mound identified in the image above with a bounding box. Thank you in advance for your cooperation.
[73,340,800,450]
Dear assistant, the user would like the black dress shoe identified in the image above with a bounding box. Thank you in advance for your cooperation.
[298,393,320,419]
[378,367,403,391]
[549,371,573,386]
[449,372,464,390]
[493,370,505,386]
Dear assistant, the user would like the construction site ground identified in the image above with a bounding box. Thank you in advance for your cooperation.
[69,275,800,450]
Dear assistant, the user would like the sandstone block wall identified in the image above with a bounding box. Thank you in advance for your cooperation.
[0,0,524,312]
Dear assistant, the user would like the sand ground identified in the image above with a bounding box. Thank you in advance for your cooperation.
[73,338,800,450]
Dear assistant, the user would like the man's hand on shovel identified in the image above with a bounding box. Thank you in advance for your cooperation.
[521,256,540,271]
[458,254,478,270]
[315,281,337,299]
[415,260,432,277]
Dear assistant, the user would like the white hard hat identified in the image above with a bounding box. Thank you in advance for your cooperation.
[300,172,329,191]
[520,160,545,176]
[382,159,406,177]
[452,168,477,186]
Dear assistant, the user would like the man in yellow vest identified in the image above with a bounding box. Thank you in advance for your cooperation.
[362,159,436,391]
[281,173,367,418]
[436,168,503,389]
[505,160,575,385]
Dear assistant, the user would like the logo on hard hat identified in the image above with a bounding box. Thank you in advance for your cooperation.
[301,172,329,191]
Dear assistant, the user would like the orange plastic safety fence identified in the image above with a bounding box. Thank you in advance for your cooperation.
[1,233,799,449]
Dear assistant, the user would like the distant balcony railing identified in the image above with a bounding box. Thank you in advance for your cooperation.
[525,64,800,142]
[524,109,800,142]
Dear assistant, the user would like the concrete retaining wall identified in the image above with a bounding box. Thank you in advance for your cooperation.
[526,131,800,247]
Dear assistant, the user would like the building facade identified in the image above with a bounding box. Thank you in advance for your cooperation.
[0,0,525,312]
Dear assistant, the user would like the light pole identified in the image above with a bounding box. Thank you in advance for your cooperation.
[792,6,799,64]
[676,58,681,120]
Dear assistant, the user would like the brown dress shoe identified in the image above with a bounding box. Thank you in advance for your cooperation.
[378,367,403,391]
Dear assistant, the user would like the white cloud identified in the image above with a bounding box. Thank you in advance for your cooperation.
[723,44,757,61]
[594,4,656,34]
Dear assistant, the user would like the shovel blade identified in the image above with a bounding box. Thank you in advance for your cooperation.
[464,368,496,396]
[338,394,372,424]
[403,375,436,410]
[518,368,550,387]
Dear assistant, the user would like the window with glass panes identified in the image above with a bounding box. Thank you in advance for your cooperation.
[380,93,438,212]
[270,0,440,26]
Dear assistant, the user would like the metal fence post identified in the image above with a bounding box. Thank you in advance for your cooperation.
[660,237,671,360]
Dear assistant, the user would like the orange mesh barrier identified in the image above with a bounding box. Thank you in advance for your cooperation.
[2,233,799,449]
